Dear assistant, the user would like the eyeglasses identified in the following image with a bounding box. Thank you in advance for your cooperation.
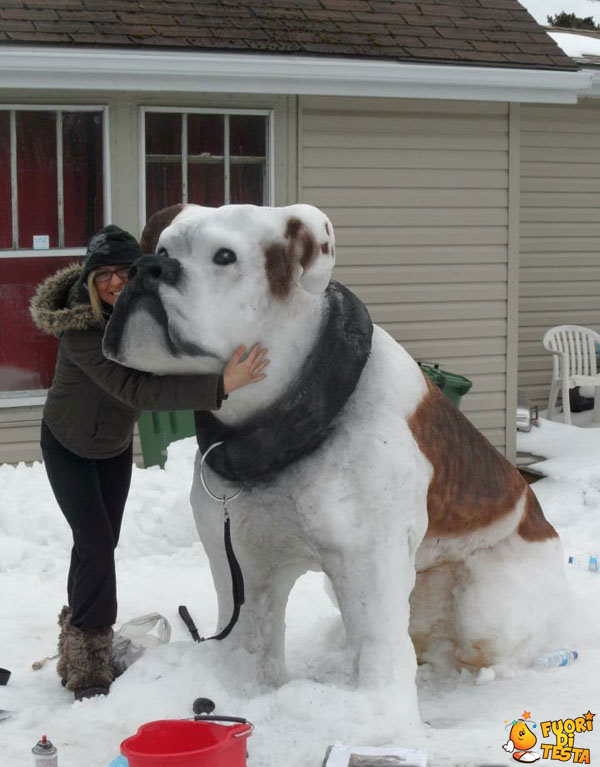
[94,267,131,283]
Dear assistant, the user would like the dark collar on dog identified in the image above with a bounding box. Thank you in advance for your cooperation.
[194,281,373,483]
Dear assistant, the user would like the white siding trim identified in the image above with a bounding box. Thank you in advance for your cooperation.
[102,106,112,225]
[506,103,520,463]
[0,46,591,104]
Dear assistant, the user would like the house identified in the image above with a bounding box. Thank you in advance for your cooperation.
[518,27,600,409]
[0,0,593,465]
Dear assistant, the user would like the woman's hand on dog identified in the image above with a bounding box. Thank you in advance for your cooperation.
[223,344,269,394]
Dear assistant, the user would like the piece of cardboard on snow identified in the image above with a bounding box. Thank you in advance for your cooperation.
[322,744,427,767]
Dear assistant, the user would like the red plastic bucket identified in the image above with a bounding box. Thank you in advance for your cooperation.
[121,718,252,767]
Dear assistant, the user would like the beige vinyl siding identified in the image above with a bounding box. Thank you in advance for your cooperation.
[300,96,511,452]
[519,99,600,407]
[0,406,143,466]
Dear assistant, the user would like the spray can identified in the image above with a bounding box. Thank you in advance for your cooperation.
[32,735,58,766]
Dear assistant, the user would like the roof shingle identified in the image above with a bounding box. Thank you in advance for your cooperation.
[0,0,578,70]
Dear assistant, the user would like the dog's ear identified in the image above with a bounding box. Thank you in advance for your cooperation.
[139,203,186,254]
[265,204,335,298]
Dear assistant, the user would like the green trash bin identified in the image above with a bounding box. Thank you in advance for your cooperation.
[417,362,473,408]
[138,410,196,469]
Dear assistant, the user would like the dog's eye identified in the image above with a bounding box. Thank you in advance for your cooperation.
[213,248,237,266]
[157,247,169,259]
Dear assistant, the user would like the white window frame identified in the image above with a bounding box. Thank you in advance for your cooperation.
[139,106,274,230]
[0,104,111,258]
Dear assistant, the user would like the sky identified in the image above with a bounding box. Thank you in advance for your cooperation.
[521,0,600,25]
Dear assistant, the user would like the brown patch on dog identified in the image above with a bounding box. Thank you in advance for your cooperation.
[286,217,301,239]
[518,485,558,541]
[139,203,186,255]
[264,242,296,299]
[321,242,329,254]
[286,216,316,270]
[409,376,529,537]
[264,217,317,299]
[457,638,500,669]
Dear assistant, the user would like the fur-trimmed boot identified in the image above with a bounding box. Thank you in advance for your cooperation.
[56,605,72,685]
[63,623,114,701]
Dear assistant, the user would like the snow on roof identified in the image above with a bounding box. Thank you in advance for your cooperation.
[548,29,600,65]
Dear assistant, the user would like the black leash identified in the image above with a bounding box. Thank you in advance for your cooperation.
[178,507,245,642]
[179,445,246,643]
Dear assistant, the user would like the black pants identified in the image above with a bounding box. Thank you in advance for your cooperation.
[41,421,133,630]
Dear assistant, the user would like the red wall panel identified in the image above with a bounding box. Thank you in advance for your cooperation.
[0,256,77,391]
[0,112,12,249]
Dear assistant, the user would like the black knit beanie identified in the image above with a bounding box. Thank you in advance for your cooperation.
[81,225,143,283]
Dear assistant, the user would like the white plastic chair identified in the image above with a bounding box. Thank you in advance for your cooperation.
[542,325,600,425]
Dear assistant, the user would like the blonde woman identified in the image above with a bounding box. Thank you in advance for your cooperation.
[30,225,268,701]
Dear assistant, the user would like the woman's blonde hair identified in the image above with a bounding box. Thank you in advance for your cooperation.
[87,270,106,327]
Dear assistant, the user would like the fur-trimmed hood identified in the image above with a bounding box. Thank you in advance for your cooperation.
[30,263,100,335]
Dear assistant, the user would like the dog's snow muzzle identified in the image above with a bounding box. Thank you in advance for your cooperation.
[103,254,210,363]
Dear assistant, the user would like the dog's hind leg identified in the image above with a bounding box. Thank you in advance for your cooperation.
[409,563,460,672]
[451,532,570,669]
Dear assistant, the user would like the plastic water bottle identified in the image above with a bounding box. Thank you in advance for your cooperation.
[568,555,599,572]
[533,649,578,669]
[32,735,58,766]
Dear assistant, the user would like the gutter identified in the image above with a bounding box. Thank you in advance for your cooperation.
[0,46,593,104]
[546,30,600,98]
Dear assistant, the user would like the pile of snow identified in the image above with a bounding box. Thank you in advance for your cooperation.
[1,428,599,766]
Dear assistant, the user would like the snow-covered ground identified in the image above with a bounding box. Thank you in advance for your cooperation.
[1,420,599,767]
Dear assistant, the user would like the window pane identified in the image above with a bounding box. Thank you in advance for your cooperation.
[188,114,223,156]
[188,164,224,207]
[63,111,104,247]
[146,112,181,155]
[0,112,11,249]
[187,115,224,206]
[17,111,58,248]
[230,115,266,157]
[145,112,182,219]
[146,163,182,220]
[0,256,76,391]
[230,162,264,205]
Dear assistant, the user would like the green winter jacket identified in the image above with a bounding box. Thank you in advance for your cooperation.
[30,262,224,459]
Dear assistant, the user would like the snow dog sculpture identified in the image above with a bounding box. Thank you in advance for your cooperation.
[104,203,569,723]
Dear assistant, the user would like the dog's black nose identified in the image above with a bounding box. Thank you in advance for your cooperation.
[129,254,182,289]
